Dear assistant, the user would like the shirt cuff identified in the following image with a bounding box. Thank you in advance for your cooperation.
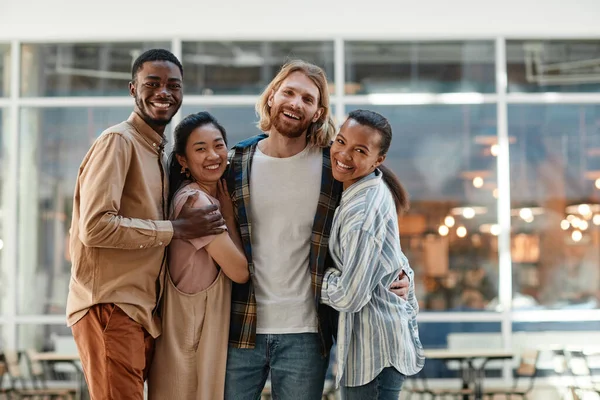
[154,220,174,246]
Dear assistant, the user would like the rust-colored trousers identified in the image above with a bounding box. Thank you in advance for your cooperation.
[72,304,154,400]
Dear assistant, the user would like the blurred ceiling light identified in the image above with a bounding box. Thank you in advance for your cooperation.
[572,230,583,242]
[490,224,501,236]
[596,178,600,189]
[463,208,476,219]
[565,203,600,217]
[492,188,499,199]
[479,223,500,235]
[451,206,487,219]
[594,215,600,225]
[456,226,467,237]
[438,225,450,236]
[444,216,455,227]
[560,220,571,230]
[490,144,499,157]
[571,217,582,229]
[580,220,589,231]
[472,177,484,188]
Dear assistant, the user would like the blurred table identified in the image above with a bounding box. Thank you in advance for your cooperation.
[424,348,514,400]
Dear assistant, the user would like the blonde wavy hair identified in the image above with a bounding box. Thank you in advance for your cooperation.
[256,59,336,148]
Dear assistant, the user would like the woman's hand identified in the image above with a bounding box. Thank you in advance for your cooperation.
[217,179,235,220]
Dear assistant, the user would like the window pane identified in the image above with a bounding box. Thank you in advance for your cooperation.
[349,105,498,311]
[419,321,502,378]
[17,107,132,315]
[180,105,260,145]
[509,105,600,310]
[512,321,600,376]
[345,41,496,94]
[0,109,7,319]
[21,42,170,97]
[507,40,600,93]
[0,44,10,97]
[181,41,334,95]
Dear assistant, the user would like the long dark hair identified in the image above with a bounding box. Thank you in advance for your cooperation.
[167,112,228,210]
[346,109,410,215]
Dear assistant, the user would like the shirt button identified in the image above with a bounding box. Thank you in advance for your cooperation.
[158,241,163,246]
[153,143,157,147]
[139,245,144,248]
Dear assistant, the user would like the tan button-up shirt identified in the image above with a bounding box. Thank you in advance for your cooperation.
[67,112,174,338]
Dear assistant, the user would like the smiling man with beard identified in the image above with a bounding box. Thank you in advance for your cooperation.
[224,60,411,400]
[66,49,226,400]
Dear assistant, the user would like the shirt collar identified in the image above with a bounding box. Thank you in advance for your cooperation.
[127,112,167,151]
[341,169,382,203]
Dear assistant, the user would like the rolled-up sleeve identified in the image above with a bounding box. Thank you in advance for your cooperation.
[77,133,173,249]
[321,229,385,313]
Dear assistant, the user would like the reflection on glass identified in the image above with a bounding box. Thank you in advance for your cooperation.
[0,109,5,321]
[351,105,498,311]
[418,321,502,378]
[345,41,496,94]
[181,41,334,95]
[20,42,170,97]
[18,324,75,352]
[509,105,600,310]
[507,40,600,93]
[0,44,10,97]
[181,106,260,145]
[17,107,131,315]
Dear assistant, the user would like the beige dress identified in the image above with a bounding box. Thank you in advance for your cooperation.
[148,184,231,400]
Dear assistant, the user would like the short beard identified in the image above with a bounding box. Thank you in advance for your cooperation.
[135,96,173,128]
[270,105,312,139]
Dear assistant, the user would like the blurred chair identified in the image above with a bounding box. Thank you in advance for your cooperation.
[565,349,600,399]
[0,360,12,400]
[481,348,539,399]
[404,368,474,400]
[3,349,74,399]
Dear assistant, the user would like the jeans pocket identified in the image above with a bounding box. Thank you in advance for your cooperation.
[100,304,117,333]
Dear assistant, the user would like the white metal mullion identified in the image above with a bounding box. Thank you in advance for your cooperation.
[4,40,20,349]
[170,38,183,146]
[417,312,503,323]
[512,309,600,322]
[495,36,513,384]
[344,93,498,105]
[507,92,600,104]
[334,38,345,126]
[17,96,132,107]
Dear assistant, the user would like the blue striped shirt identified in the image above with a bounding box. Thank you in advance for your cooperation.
[321,169,425,387]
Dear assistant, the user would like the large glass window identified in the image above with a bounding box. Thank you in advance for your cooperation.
[348,105,498,311]
[0,44,10,97]
[508,104,600,310]
[181,41,335,95]
[20,42,170,97]
[507,40,600,93]
[419,322,502,378]
[17,107,131,315]
[180,105,260,145]
[0,109,7,319]
[345,41,496,94]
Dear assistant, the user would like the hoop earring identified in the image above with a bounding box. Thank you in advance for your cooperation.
[180,166,190,179]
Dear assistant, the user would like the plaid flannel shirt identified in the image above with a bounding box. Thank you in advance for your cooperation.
[225,134,342,352]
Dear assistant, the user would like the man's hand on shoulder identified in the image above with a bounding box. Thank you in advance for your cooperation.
[172,193,226,239]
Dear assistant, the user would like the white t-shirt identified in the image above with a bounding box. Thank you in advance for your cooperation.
[249,142,322,334]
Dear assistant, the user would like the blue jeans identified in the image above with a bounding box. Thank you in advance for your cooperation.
[225,333,329,400]
[341,367,405,400]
